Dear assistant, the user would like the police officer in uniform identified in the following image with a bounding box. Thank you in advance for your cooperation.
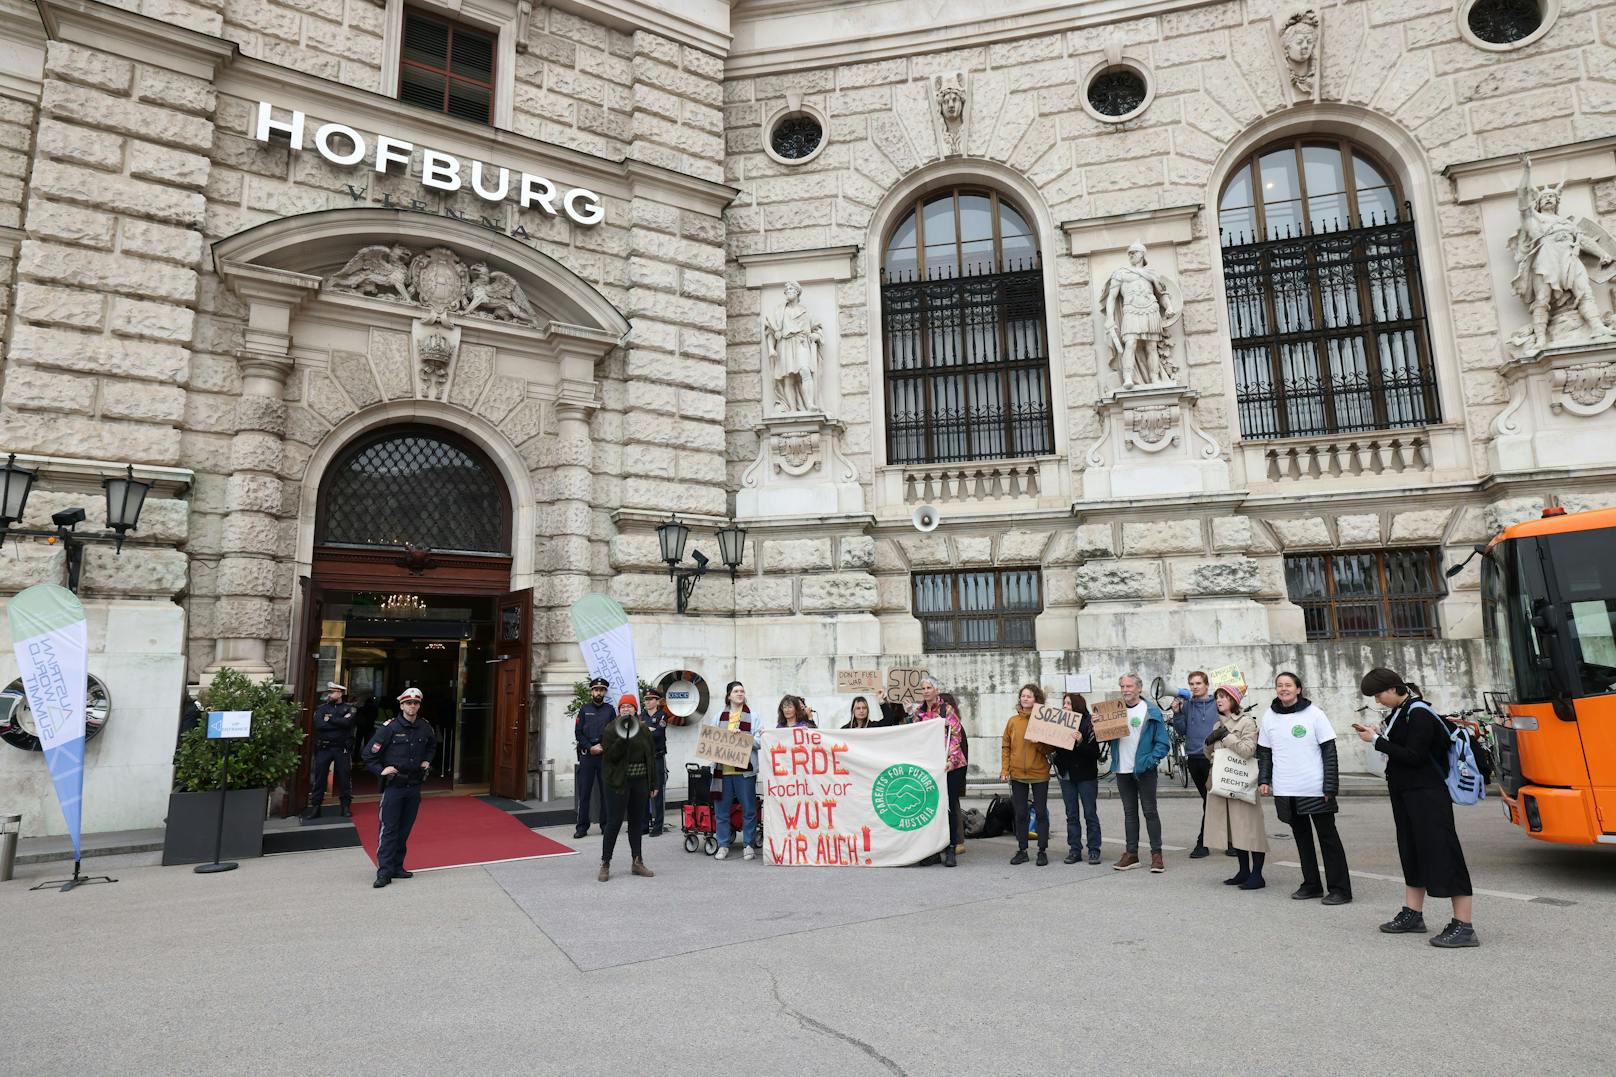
[362,687,437,888]
[574,676,615,839]
[304,681,357,819]
[641,686,669,836]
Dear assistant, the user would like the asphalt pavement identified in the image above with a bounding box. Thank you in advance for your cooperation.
[3,795,1612,1076]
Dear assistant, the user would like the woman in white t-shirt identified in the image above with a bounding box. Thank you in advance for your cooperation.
[1256,671,1352,905]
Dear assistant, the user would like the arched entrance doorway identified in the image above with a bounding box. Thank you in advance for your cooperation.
[294,426,531,806]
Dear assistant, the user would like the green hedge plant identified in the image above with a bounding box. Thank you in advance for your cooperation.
[172,668,306,793]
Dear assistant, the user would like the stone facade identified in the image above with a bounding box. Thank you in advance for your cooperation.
[2,0,1615,833]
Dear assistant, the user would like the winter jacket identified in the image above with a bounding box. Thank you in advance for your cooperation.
[1373,697,1449,794]
[1172,694,1219,754]
[1001,711,1057,782]
[574,699,615,759]
[601,714,657,791]
[1053,711,1101,782]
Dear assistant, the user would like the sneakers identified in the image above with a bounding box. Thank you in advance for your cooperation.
[1189,845,1210,859]
[1009,849,1029,865]
[1149,852,1165,873]
[943,847,956,867]
[742,847,756,861]
[1290,885,1325,900]
[714,846,731,861]
[1063,850,1082,865]
[956,843,966,855]
[1322,891,1353,906]
[631,857,655,878]
[1035,850,1049,866]
[1088,850,1102,865]
[1113,852,1140,871]
[597,863,610,882]
[1430,920,1480,948]
[1380,906,1428,934]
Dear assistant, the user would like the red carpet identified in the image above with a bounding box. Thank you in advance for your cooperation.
[350,796,576,871]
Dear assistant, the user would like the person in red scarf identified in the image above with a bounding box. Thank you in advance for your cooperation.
[709,680,760,861]
[912,677,966,867]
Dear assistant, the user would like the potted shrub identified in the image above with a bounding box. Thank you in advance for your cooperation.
[162,668,305,866]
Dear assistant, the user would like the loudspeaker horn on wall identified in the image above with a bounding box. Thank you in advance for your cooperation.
[912,505,940,533]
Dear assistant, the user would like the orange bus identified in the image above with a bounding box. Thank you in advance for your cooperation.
[1479,505,1616,845]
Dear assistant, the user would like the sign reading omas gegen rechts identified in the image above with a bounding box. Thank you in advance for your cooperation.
[252,102,606,227]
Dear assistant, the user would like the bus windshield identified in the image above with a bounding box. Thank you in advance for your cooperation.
[1548,530,1616,696]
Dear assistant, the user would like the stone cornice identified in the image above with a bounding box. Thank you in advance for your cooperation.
[1444,137,1616,204]
[549,0,730,56]
[1061,204,1200,257]
[738,245,858,287]
[38,0,234,80]
[4,451,193,498]
[728,0,1205,77]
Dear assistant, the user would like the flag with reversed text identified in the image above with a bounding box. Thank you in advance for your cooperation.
[568,594,639,707]
[9,584,89,858]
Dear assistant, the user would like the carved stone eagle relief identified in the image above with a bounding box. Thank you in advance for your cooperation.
[326,244,542,328]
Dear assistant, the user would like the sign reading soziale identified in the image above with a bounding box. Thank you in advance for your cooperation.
[252,102,605,227]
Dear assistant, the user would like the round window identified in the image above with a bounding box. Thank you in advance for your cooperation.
[1465,0,1544,45]
[1084,64,1151,122]
[0,674,111,751]
[767,112,825,164]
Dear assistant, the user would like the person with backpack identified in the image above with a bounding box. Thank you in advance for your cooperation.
[1053,691,1102,865]
[1202,684,1267,890]
[1354,668,1479,948]
[1257,671,1351,905]
[1001,684,1058,866]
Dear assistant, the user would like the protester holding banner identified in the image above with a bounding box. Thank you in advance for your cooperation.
[1053,692,1102,865]
[1110,674,1171,874]
[777,695,816,729]
[598,694,656,882]
[574,677,615,839]
[710,681,760,861]
[1170,671,1219,858]
[1257,672,1352,905]
[875,687,909,726]
[1001,685,1057,866]
[641,687,669,837]
[1203,684,1268,890]
[913,677,966,867]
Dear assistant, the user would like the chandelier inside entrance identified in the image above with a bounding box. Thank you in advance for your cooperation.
[380,593,427,615]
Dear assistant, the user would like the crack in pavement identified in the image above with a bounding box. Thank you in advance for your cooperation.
[767,967,907,1076]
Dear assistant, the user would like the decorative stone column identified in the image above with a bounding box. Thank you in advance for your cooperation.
[210,262,318,678]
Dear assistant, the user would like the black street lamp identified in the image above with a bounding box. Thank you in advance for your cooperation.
[0,455,152,593]
[655,514,748,614]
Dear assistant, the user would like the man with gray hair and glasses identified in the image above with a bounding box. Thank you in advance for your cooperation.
[1109,674,1171,873]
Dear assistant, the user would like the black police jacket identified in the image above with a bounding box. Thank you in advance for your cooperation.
[362,716,438,785]
[574,700,615,757]
[312,701,357,748]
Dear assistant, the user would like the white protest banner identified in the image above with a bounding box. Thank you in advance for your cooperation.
[568,594,639,708]
[761,722,948,867]
[695,723,755,769]
[1025,704,1081,750]
[9,584,89,859]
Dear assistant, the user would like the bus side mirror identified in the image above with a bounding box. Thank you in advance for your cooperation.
[1444,543,1487,579]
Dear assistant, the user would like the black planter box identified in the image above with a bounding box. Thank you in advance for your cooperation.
[161,788,268,866]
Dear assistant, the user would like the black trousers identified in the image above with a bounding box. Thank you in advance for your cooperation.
[603,777,649,864]
[947,767,966,845]
[647,756,667,833]
[576,754,603,828]
[1187,755,1212,845]
[376,783,421,876]
[309,746,352,807]
[1391,785,1472,898]
[1011,780,1050,851]
[1283,800,1351,896]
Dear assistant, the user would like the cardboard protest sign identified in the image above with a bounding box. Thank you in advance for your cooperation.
[836,669,882,693]
[694,723,755,769]
[1090,698,1131,741]
[885,667,929,706]
[1025,704,1081,750]
[760,723,948,867]
[1206,663,1247,692]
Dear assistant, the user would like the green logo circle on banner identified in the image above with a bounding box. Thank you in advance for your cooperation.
[1291,724,1307,738]
[871,763,940,831]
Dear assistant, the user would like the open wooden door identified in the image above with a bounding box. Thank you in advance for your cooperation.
[287,575,321,815]
[491,588,532,799]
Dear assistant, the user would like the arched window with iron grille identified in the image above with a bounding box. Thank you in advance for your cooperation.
[1218,139,1440,440]
[316,428,511,555]
[880,187,1055,465]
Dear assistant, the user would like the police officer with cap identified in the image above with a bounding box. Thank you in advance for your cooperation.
[574,676,615,839]
[362,687,438,888]
[304,682,357,819]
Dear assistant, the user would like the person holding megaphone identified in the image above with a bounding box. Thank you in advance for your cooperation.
[598,693,656,883]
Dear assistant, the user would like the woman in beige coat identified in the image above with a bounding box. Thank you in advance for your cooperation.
[1203,684,1269,891]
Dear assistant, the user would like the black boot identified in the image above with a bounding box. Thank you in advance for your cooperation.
[339,803,352,818]
[1224,850,1250,886]
[1238,852,1266,890]
[1380,906,1428,934]
[943,847,956,867]
[301,805,322,821]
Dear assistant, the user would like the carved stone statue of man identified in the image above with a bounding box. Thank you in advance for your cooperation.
[1103,242,1177,389]
[1510,152,1616,353]
[764,281,822,414]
